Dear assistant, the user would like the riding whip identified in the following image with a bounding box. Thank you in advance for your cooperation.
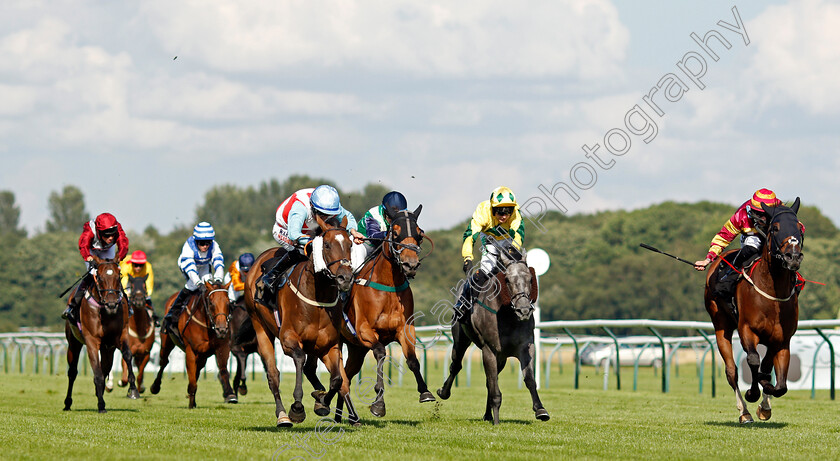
[58,269,92,299]
[639,243,696,267]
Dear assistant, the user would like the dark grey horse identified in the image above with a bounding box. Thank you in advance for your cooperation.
[437,249,549,425]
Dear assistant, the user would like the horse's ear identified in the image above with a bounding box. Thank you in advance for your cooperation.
[314,212,328,230]
[495,272,511,306]
[384,206,397,221]
[140,274,149,283]
[791,197,801,215]
[528,267,538,303]
[760,202,773,216]
[413,204,422,218]
[340,215,348,229]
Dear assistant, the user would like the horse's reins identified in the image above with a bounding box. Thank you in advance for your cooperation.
[182,287,230,334]
[316,227,353,280]
[86,262,124,312]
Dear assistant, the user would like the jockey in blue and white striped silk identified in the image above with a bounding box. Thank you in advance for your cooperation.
[162,222,225,338]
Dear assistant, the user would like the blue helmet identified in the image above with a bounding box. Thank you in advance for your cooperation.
[238,253,255,272]
[193,222,215,240]
[382,191,408,213]
[311,185,341,215]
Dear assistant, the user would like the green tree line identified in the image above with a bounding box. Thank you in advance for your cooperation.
[1,179,838,333]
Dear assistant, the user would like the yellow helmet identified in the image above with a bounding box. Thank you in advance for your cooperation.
[490,186,517,207]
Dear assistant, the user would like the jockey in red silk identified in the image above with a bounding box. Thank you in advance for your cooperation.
[62,213,129,324]
[694,189,805,305]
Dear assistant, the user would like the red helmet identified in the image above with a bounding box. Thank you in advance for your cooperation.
[129,250,147,264]
[95,213,119,238]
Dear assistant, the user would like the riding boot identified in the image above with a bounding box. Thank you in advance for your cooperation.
[163,288,193,338]
[454,270,490,319]
[713,246,760,304]
[256,250,298,306]
[62,275,91,324]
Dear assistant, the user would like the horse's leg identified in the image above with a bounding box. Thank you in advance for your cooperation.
[771,346,790,399]
[336,343,367,423]
[398,322,435,403]
[251,320,291,427]
[368,341,388,417]
[119,338,140,400]
[84,338,107,413]
[232,349,245,397]
[481,346,502,425]
[150,333,175,395]
[284,344,307,424]
[322,346,361,426]
[437,323,472,400]
[63,330,83,411]
[739,328,763,404]
[214,343,238,403]
[136,352,150,394]
[715,327,753,423]
[519,341,549,421]
[185,347,200,409]
[119,357,129,387]
[305,352,330,417]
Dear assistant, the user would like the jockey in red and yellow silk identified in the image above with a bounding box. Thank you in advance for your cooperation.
[694,189,804,305]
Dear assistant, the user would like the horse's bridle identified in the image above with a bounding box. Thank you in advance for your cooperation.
[765,208,801,266]
[505,260,533,307]
[90,261,124,310]
[316,227,353,280]
[197,286,231,337]
[386,212,425,266]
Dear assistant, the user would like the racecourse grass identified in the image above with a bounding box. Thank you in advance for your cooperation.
[2,362,839,461]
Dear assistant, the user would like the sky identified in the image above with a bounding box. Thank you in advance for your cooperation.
[1,0,838,235]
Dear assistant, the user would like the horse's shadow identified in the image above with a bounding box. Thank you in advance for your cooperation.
[243,424,363,434]
[465,418,536,425]
[704,421,788,429]
[67,408,140,413]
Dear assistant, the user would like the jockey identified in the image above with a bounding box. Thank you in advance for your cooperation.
[455,186,524,314]
[62,213,129,324]
[694,189,805,305]
[120,250,158,326]
[255,185,363,305]
[225,252,255,304]
[162,222,225,339]
[351,191,408,270]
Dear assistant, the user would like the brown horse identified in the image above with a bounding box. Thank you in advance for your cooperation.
[705,198,803,423]
[64,257,140,412]
[335,206,435,421]
[149,279,237,408]
[244,214,360,427]
[116,274,155,393]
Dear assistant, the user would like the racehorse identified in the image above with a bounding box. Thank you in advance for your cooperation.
[229,297,258,397]
[116,274,155,393]
[436,246,549,425]
[704,198,803,423]
[243,214,360,427]
[64,257,140,412]
[149,279,237,408]
[334,206,435,421]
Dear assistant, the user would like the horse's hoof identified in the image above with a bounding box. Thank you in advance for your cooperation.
[739,414,754,424]
[276,412,293,427]
[535,408,550,421]
[118,380,128,388]
[63,406,71,411]
[314,402,330,417]
[757,406,771,421]
[744,388,760,403]
[150,382,160,395]
[370,401,386,418]
[137,385,145,394]
[225,395,238,404]
[238,385,248,396]
[483,413,493,423]
[127,390,140,400]
[98,409,107,414]
[419,391,436,403]
[105,387,112,393]
[351,421,362,427]
[289,403,306,423]
[436,388,450,400]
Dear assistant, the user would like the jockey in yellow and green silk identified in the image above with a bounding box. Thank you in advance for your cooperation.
[120,250,158,325]
[455,186,524,313]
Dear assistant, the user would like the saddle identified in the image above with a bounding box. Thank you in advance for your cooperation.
[493,267,539,306]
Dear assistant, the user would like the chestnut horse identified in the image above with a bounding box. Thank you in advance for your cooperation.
[334,206,435,421]
[244,214,360,427]
[64,257,140,412]
[116,274,155,393]
[437,247,548,425]
[705,198,803,423]
[150,279,236,408]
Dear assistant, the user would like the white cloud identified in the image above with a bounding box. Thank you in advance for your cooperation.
[747,0,840,114]
[139,0,629,78]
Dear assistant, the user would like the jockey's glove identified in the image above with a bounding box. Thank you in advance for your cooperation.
[463,259,472,275]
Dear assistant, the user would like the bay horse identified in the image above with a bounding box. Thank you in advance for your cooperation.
[243,214,360,427]
[149,279,237,408]
[64,257,140,412]
[230,296,258,397]
[436,246,549,425]
[704,198,803,423]
[116,274,155,393]
[334,206,435,421]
